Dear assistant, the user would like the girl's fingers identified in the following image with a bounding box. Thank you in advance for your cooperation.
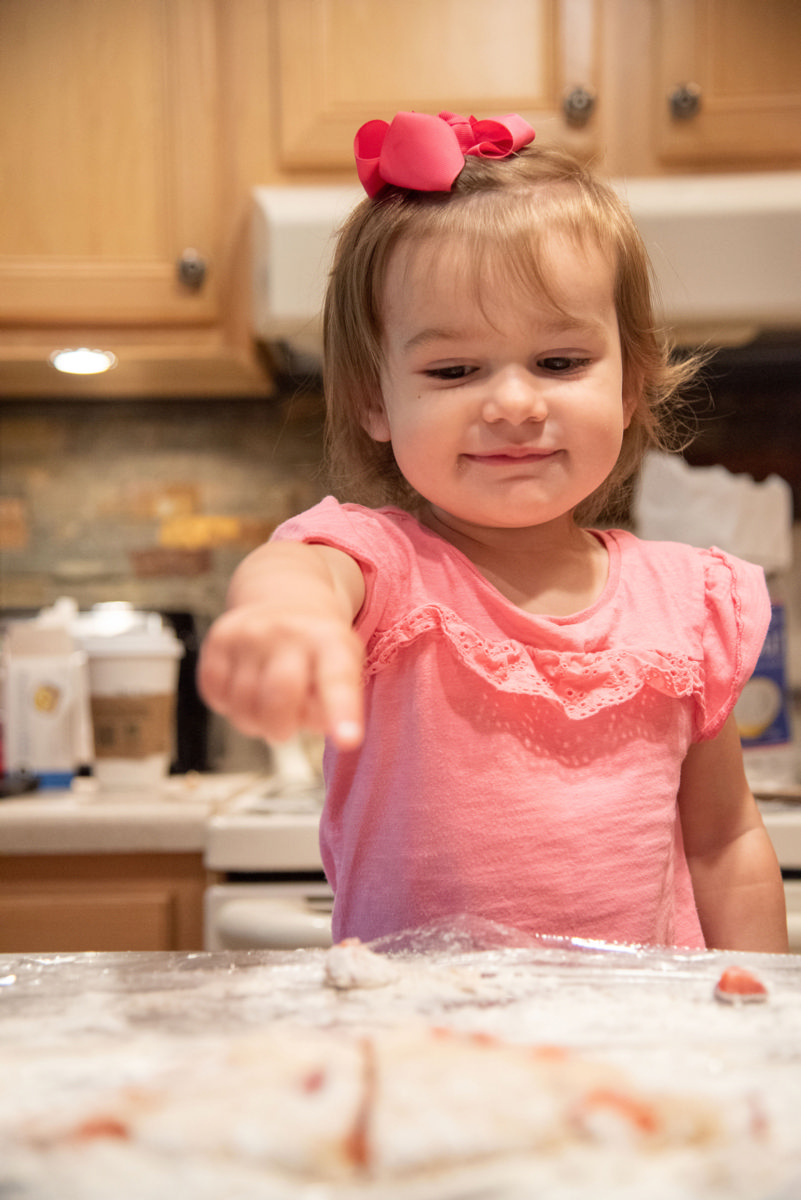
[198,614,364,748]
[313,632,365,749]
[196,637,235,714]
[256,640,315,741]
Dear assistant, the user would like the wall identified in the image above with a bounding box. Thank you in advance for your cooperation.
[0,392,327,770]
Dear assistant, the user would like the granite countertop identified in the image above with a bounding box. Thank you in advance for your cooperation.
[0,774,257,856]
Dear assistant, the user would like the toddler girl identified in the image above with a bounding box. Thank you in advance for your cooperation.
[200,111,787,953]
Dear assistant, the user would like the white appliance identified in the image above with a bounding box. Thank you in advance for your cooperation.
[252,172,801,359]
[758,794,801,954]
[204,744,332,952]
[251,184,361,361]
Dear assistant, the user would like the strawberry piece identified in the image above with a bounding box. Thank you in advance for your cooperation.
[714,966,768,1004]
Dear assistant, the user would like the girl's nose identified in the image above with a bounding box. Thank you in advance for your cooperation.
[481,367,547,424]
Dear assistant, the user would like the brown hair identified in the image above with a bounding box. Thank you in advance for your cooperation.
[322,144,699,525]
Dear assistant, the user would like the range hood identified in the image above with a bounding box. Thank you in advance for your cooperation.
[252,185,362,363]
[252,172,801,359]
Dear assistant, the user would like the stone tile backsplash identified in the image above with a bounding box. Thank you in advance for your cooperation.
[0,397,328,771]
[0,398,326,616]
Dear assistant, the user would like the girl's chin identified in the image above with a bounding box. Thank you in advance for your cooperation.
[424,502,577,534]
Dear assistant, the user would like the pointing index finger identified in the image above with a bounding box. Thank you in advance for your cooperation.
[315,633,365,750]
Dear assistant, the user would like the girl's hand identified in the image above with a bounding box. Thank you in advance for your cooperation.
[197,542,366,750]
[198,605,365,750]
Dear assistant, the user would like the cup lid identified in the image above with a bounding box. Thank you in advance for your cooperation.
[78,632,184,658]
[72,604,184,657]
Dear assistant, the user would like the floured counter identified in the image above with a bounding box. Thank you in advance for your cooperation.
[1,918,800,1200]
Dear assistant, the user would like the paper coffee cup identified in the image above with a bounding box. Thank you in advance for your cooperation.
[81,629,184,789]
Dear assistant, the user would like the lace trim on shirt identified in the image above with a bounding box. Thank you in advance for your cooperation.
[365,604,703,720]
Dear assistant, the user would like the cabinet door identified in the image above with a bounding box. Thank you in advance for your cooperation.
[0,0,220,325]
[275,0,602,171]
[654,0,801,169]
[0,854,206,953]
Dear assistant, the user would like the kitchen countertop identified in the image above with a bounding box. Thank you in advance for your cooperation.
[2,928,801,1199]
[0,774,258,855]
[2,773,800,864]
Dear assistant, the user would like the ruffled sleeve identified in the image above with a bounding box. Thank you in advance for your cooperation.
[695,547,771,741]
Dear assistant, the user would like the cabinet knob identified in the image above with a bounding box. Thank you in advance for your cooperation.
[176,249,207,290]
[562,85,596,127]
[669,83,702,121]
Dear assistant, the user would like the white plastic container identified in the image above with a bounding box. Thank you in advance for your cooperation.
[75,607,184,790]
[2,624,93,787]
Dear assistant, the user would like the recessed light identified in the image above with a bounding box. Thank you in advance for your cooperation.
[49,348,118,375]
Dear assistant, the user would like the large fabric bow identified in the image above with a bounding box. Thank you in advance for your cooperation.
[354,110,536,198]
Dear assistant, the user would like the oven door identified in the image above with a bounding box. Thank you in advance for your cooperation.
[204,880,333,951]
[784,879,801,954]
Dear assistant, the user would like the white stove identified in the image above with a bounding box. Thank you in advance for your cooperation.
[206,778,325,873]
[203,769,331,952]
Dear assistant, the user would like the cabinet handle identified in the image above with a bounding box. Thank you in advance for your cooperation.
[176,249,207,290]
[669,83,702,121]
[562,85,596,126]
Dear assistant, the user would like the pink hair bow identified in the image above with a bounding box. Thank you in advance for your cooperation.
[354,110,536,198]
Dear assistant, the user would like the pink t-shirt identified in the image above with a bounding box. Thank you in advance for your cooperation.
[273,498,770,948]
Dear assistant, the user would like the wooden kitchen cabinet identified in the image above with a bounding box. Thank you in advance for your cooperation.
[0,853,208,953]
[0,0,219,328]
[274,0,801,178]
[0,0,271,397]
[2,1,799,400]
[651,0,801,171]
[274,0,603,169]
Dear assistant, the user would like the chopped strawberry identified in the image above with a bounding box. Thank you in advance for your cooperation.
[714,966,768,1004]
[581,1087,661,1135]
[72,1115,130,1141]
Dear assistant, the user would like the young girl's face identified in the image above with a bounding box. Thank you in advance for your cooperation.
[366,231,634,535]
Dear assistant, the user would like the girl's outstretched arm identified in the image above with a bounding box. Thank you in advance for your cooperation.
[678,713,788,952]
[198,541,366,750]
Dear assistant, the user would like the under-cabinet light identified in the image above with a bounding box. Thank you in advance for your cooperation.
[49,347,117,375]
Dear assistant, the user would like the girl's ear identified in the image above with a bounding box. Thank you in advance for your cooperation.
[360,402,392,443]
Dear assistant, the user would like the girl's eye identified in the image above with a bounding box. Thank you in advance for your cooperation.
[425,365,475,381]
[539,356,589,373]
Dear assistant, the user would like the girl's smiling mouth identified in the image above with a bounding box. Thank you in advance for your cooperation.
[463,447,561,465]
